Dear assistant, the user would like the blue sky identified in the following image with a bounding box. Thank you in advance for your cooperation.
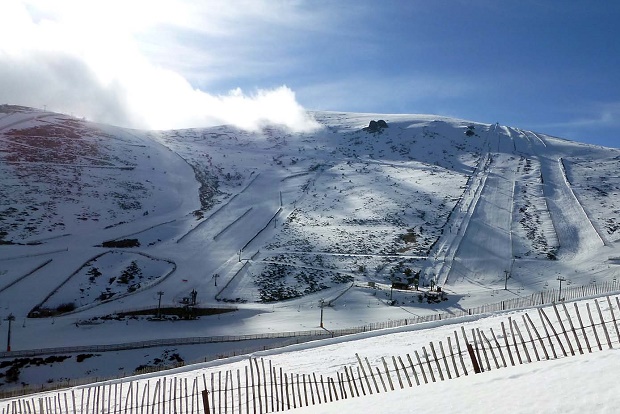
[1,1,618,147]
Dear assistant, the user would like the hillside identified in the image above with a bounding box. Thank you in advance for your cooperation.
[1,104,620,389]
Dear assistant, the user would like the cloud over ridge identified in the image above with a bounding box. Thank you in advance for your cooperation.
[0,1,319,132]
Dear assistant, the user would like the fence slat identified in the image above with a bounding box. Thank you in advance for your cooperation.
[422,347,436,383]
[521,315,540,362]
[539,307,567,357]
[479,330,500,369]
[406,354,420,386]
[438,341,452,380]
[447,337,459,377]
[586,303,603,351]
[475,329,491,371]
[354,354,372,395]
[561,302,583,355]
[607,296,620,344]
[298,374,306,407]
[429,343,444,381]
[397,356,412,387]
[595,299,613,349]
[343,368,355,398]
[375,367,388,392]
[552,303,575,356]
[312,372,321,405]
[524,313,549,360]
[512,319,531,363]
[381,357,395,390]
[454,331,468,375]
[355,366,366,396]
[290,373,296,408]
[365,357,381,393]
[391,356,404,389]
[573,303,591,354]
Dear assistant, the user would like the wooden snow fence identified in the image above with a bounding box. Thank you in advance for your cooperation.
[4,294,620,414]
[197,295,620,413]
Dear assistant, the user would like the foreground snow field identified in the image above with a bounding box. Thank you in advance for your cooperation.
[1,105,620,394]
[294,348,620,414]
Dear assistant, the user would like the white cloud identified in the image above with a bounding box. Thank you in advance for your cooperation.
[532,102,620,131]
[0,0,320,132]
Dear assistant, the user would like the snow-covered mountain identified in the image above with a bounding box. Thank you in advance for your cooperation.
[1,104,620,389]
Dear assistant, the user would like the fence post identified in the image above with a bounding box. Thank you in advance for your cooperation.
[466,344,481,374]
[202,391,210,414]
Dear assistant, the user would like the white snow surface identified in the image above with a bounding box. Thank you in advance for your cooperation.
[293,348,620,414]
[1,105,620,400]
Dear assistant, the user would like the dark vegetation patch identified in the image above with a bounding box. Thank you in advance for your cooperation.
[29,302,76,318]
[254,263,353,303]
[100,238,140,248]
[76,354,98,363]
[190,165,219,211]
[133,350,184,374]
[0,356,71,385]
[87,306,236,322]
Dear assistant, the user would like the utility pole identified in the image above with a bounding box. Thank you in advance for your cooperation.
[557,276,566,302]
[504,270,510,290]
[213,273,220,287]
[6,314,15,352]
[319,299,325,328]
[156,291,164,319]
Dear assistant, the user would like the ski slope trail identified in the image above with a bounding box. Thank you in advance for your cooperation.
[524,132,605,260]
[444,150,517,291]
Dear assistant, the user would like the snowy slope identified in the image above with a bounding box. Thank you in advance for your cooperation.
[1,105,620,389]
